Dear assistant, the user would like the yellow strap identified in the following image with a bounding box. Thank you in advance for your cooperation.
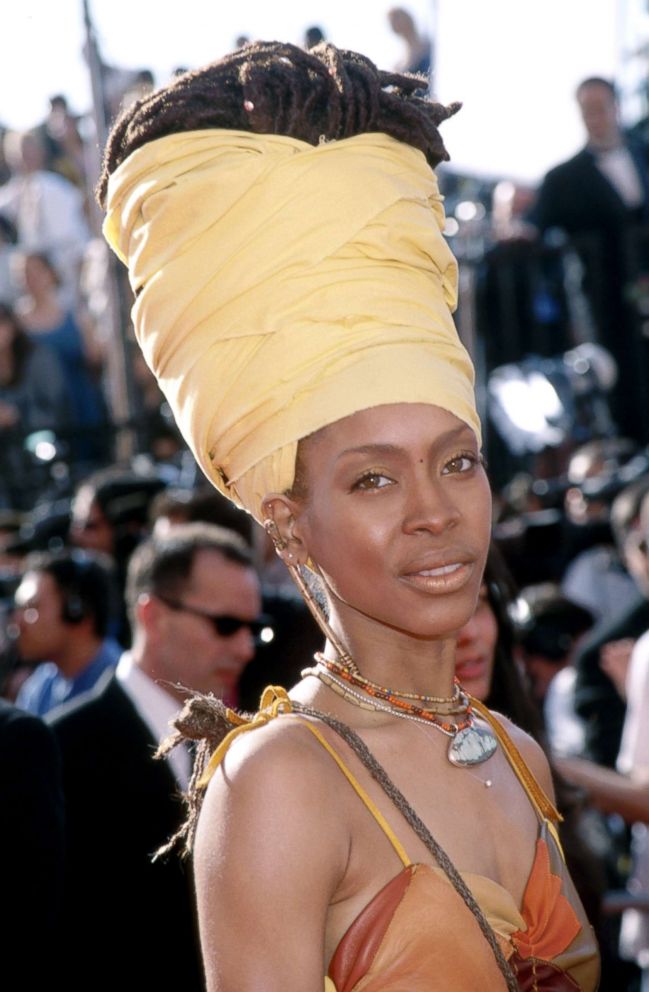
[197,686,411,868]
[290,718,411,869]
[197,685,294,788]
[469,696,562,824]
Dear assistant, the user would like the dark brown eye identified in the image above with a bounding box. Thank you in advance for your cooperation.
[443,453,477,475]
[353,472,394,491]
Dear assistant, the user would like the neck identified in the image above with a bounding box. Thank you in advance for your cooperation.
[324,608,458,698]
[589,131,623,152]
[129,636,185,703]
[54,632,102,679]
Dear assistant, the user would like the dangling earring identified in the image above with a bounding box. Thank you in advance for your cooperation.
[263,518,288,552]
[263,518,352,665]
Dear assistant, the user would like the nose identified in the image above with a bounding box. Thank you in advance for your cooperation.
[402,476,461,536]
[230,625,256,664]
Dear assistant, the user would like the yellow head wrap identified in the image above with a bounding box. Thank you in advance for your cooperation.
[103,128,480,521]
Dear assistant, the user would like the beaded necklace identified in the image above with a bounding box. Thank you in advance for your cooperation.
[324,651,464,704]
[313,652,469,718]
[305,654,498,767]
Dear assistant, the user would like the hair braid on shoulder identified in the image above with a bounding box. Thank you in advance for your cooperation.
[97,40,459,207]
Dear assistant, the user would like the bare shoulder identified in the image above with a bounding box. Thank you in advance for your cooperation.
[487,710,556,803]
[205,712,345,802]
[194,713,349,874]
[193,714,351,989]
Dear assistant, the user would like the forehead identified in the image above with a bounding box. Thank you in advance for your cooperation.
[578,84,615,108]
[302,403,476,462]
[15,570,58,603]
[187,549,260,608]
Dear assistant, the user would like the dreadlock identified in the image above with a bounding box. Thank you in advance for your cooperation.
[97,40,459,205]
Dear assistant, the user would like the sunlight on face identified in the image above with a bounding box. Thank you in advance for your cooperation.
[293,403,492,642]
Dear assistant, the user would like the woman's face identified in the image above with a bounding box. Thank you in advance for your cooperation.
[454,585,499,700]
[292,403,492,642]
[22,255,56,296]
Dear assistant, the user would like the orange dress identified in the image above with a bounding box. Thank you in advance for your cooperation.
[201,691,600,991]
[299,717,601,992]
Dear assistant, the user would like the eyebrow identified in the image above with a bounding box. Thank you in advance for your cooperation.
[336,424,474,461]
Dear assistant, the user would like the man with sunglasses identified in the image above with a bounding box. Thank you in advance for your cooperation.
[49,522,261,992]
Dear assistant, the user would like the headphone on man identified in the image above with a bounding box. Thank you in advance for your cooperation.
[58,553,97,625]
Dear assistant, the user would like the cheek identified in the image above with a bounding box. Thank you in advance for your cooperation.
[479,609,499,657]
[302,498,392,597]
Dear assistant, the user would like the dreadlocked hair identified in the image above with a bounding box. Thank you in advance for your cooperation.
[154,693,254,858]
[97,39,459,206]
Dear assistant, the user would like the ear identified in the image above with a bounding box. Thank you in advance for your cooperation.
[261,494,309,567]
[135,593,159,632]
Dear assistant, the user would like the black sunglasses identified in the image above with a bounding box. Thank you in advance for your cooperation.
[157,594,272,641]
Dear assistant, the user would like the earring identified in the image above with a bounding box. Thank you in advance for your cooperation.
[263,518,288,553]
[263,517,352,664]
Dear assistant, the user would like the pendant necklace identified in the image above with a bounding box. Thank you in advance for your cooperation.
[304,653,498,767]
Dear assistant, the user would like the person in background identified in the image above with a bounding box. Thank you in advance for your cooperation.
[556,590,649,990]
[527,78,649,442]
[49,523,262,992]
[0,698,64,989]
[304,25,326,50]
[515,584,594,759]
[573,479,649,767]
[14,549,121,716]
[17,251,107,458]
[0,301,68,429]
[70,467,166,581]
[456,548,619,986]
[517,585,594,705]
[0,303,70,495]
[0,129,89,302]
[387,7,432,79]
[37,94,86,189]
[561,438,640,624]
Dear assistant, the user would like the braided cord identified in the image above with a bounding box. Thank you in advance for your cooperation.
[293,702,519,992]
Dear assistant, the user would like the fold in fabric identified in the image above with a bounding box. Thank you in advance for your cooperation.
[104,128,480,519]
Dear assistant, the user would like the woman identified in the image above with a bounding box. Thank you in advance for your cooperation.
[0,303,69,506]
[0,303,68,432]
[100,42,599,990]
[17,251,107,456]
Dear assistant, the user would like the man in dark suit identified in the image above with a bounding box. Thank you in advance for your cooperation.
[50,523,262,991]
[528,77,649,442]
[0,699,64,991]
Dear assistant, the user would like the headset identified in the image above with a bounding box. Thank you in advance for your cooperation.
[57,553,98,625]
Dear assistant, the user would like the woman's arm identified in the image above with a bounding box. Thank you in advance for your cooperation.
[193,719,349,992]
[555,755,649,824]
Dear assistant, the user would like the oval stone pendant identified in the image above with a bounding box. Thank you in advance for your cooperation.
[447,724,498,766]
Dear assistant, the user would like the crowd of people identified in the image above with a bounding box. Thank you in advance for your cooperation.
[3,12,649,992]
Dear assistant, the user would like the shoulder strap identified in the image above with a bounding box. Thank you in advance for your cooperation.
[290,718,411,869]
[293,703,519,992]
[469,697,562,824]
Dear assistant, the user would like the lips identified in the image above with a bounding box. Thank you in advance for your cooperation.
[401,550,475,576]
[399,552,476,594]
[455,655,487,682]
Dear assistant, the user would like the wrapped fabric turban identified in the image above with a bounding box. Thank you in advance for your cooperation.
[104,128,480,521]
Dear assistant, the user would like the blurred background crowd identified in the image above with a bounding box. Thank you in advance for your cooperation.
[7,3,649,991]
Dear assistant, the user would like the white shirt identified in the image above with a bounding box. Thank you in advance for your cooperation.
[0,170,89,299]
[116,652,192,790]
[595,146,645,208]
